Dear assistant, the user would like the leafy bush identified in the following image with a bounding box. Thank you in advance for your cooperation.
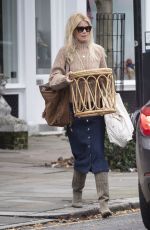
[105,134,136,172]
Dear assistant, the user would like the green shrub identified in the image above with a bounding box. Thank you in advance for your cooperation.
[105,134,136,172]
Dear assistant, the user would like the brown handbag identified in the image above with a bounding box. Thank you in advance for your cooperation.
[39,83,71,127]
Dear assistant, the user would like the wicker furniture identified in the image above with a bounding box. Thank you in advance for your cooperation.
[70,68,116,117]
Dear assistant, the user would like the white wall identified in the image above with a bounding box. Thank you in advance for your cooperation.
[4,0,86,134]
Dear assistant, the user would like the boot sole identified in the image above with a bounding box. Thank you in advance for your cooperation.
[101,211,112,218]
[72,204,83,208]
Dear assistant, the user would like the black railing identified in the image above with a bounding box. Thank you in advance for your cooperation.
[3,94,18,117]
[96,13,125,88]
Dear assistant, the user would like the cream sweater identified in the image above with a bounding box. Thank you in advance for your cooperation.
[49,41,107,91]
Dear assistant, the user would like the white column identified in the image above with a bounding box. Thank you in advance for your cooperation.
[23,0,37,127]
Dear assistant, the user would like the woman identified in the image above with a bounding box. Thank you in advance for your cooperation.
[49,13,112,218]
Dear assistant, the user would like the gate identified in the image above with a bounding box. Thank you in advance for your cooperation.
[96,13,125,87]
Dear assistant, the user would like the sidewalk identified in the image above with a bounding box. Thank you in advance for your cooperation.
[0,134,139,229]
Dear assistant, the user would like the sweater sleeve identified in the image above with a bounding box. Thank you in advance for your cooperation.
[49,47,69,90]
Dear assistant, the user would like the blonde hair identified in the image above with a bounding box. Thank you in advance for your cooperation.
[64,13,96,63]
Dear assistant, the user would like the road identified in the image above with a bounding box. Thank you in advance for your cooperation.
[46,212,145,230]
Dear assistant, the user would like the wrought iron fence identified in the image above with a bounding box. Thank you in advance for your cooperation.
[3,94,18,117]
[96,13,125,87]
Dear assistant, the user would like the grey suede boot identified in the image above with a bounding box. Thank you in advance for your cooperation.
[72,170,86,208]
[94,172,112,218]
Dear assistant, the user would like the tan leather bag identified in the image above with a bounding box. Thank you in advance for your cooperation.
[39,83,71,127]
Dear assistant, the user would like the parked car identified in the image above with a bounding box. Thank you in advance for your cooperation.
[132,100,150,229]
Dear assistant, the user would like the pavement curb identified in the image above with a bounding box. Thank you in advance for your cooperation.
[0,200,139,219]
[0,200,139,230]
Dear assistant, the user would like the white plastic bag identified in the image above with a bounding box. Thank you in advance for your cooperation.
[104,93,134,147]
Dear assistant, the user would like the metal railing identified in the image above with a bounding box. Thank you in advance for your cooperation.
[96,13,125,88]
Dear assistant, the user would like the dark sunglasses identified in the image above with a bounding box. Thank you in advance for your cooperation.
[76,26,92,33]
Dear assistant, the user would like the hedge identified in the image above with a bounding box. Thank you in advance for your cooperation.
[105,134,136,172]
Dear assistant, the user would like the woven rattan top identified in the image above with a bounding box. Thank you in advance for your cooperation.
[69,68,112,78]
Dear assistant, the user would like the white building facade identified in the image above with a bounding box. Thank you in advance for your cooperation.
[1,0,149,134]
[2,0,86,134]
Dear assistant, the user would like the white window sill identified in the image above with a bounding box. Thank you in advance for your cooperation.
[6,83,26,89]
[115,79,136,91]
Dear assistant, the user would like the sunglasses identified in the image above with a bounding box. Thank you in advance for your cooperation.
[76,26,92,33]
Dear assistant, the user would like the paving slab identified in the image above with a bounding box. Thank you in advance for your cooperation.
[0,134,139,229]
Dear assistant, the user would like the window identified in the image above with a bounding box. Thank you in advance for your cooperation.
[35,0,51,74]
[113,0,135,81]
[0,0,18,83]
